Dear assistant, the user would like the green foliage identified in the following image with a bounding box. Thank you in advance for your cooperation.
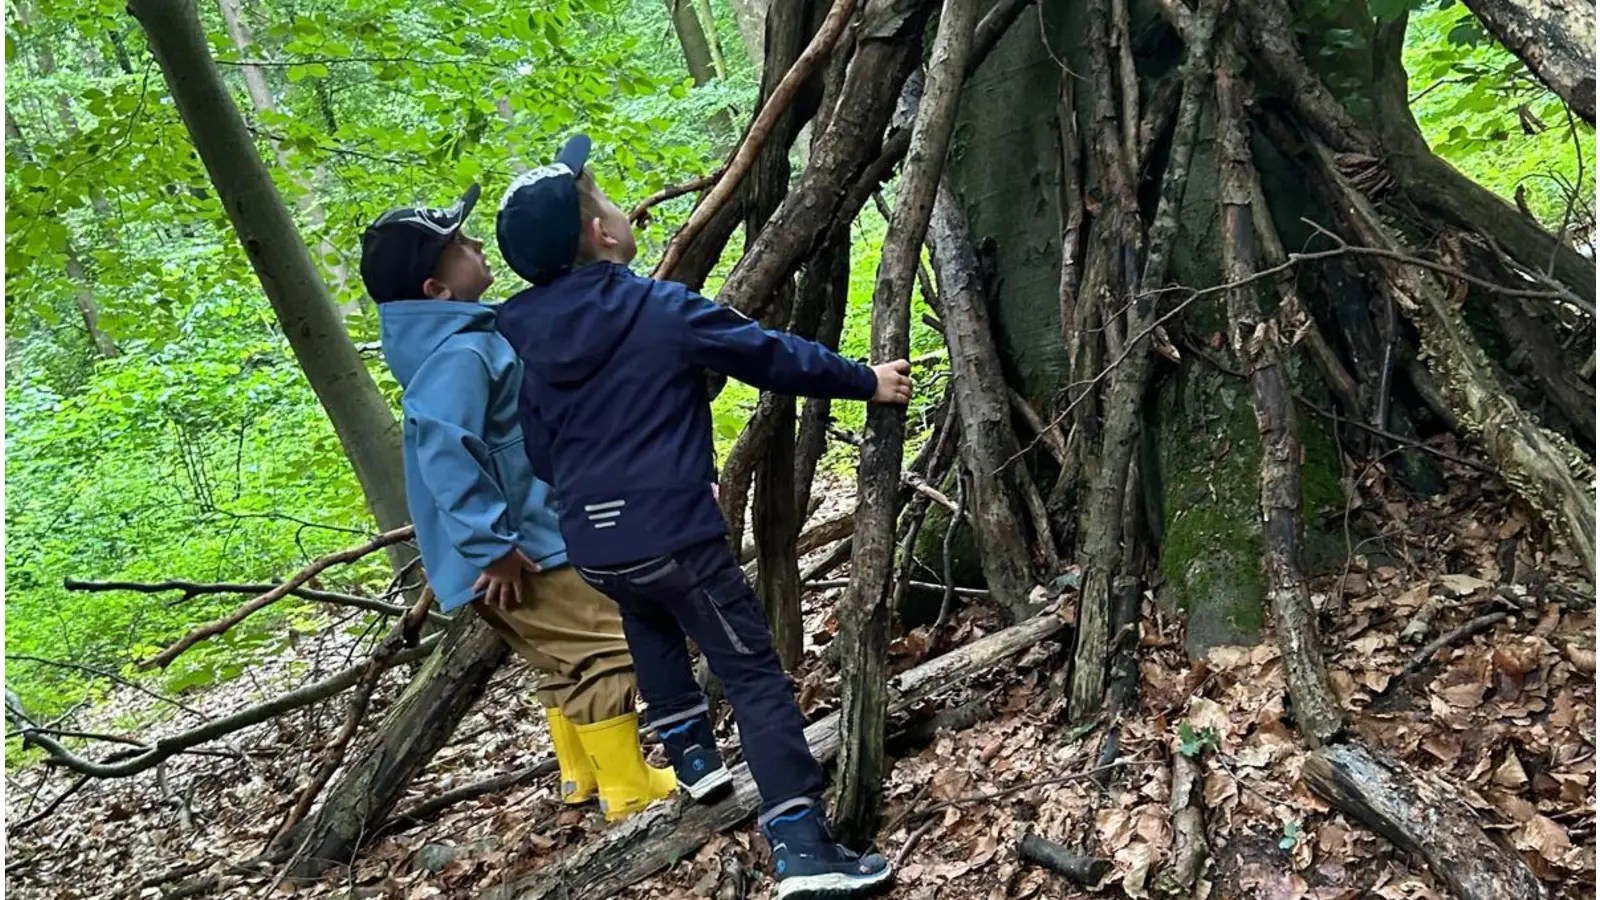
[1405,3,1595,232]
[1177,721,1220,757]
[1279,817,1304,851]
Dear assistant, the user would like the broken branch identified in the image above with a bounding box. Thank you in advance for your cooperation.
[141,525,418,669]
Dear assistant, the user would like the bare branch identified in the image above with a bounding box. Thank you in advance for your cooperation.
[141,525,417,669]
[12,634,440,779]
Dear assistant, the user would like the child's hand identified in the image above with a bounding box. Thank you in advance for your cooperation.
[871,360,914,405]
[474,548,541,611]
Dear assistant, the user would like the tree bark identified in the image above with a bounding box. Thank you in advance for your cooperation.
[282,612,508,876]
[1303,138,1596,579]
[1303,743,1548,900]
[215,0,357,318]
[728,0,771,69]
[696,0,729,77]
[1216,54,1345,746]
[667,0,719,85]
[127,0,416,567]
[835,0,980,845]
[1069,0,1219,721]
[1457,0,1594,125]
[707,0,932,321]
[486,613,1066,900]
[926,182,1038,619]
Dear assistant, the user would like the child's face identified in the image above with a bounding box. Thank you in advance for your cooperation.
[580,180,638,265]
[423,232,494,302]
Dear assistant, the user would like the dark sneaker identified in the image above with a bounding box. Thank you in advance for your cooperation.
[761,802,893,899]
[655,715,732,800]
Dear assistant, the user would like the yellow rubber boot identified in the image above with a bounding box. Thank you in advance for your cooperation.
[545,707,597,805]
[573,713,678,821]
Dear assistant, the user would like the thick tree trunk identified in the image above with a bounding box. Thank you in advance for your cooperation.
[1069,0,1219,721]
[728,0,771,69]
[282,612,508,876]
[1458,0,1594,125]
[127,0,415,563]
[486,613,1067,900]
[836,0,979,844]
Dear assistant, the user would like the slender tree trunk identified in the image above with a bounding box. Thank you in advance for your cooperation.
[695,0,729,77]
[1457,0,1594,125]
[836,0,980,845]
[12,12,122,361]
[925,182,1038,617]
[667,0,719,85]
[215,0,357,318]
[127,0,415,561]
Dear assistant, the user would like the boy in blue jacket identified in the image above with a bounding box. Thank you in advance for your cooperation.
[495,136,912,899]
[359,184,675,822]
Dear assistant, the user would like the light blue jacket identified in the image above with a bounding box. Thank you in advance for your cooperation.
[379,300,569,611]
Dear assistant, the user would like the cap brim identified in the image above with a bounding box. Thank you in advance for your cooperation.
[557,134,591,176]
[456,182,482,228]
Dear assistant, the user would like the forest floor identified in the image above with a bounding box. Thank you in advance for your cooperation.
[5,453,1595,900]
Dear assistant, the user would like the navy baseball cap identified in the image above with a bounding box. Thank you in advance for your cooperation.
[360,183,481,302]
[496,134,592,285]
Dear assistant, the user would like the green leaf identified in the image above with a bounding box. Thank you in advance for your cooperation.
[1280,819,1303,850]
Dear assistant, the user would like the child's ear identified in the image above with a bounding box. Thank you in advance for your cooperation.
[421,277,452,300]
[588,216,617,249]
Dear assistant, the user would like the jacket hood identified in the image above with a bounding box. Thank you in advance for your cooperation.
[378,300,500,386]
[508,263,654,386]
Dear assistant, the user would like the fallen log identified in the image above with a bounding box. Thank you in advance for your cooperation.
[1303,743,1548,900]
[739,510,855,565]
[484,612,1068,900]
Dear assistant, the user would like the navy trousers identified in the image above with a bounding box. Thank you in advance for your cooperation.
[576,537,824,813]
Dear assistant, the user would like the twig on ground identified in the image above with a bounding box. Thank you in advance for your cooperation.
[381,757,558,834]
[1018,833,1111,886]
[1400,611,1510,678]
[894,820,938,869]
[806,579,987,598]
[911,761,1158,821]
[271,631,402,845]
[11,633,440,779]
[6,654,207,719]
[9,774,91,832]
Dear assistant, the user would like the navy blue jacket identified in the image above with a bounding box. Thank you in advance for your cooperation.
[496,262,877,566]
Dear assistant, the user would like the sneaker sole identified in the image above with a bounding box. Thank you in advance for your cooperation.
[678,767,733,801]
[774,867,895,900]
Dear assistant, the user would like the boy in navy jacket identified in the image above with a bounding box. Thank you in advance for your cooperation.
[495,136,911,899]
[360,184,675,822]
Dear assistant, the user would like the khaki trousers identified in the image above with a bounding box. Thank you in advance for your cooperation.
[473,566,637,724]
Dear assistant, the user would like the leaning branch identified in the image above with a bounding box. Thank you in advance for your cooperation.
[141,525,417,669]
[653,0,858,280]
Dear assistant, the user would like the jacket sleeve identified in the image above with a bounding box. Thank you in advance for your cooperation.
[673,289,879,400]
[404,346,518,569]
